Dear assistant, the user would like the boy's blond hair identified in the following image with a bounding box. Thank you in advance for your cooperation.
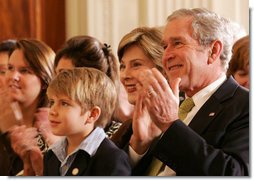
[47,67,117,128]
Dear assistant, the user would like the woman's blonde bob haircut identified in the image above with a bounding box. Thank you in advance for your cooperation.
[117,27,164,73]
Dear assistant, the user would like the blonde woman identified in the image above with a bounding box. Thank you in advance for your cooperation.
[110,27,165,175]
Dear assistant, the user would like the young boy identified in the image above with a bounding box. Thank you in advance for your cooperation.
[43,67,131,176]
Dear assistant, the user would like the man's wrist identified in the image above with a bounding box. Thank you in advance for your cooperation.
[129,135,151,155]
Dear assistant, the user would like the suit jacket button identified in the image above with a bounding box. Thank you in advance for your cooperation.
[72,168,79,175]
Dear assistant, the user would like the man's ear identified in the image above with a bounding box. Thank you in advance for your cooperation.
[86,106,101,124]
[208,40,223,64]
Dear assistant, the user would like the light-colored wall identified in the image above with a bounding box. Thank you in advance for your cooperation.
[65,0,249,55]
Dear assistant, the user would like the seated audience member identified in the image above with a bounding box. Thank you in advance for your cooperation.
[227,35,249,89]
[54,35,133,137]
[0,39,58,176]
[43,67,131,176]
[0,40,17,175]
[130,8,249,176]
[0,39,16,90]
[110,27,165,171]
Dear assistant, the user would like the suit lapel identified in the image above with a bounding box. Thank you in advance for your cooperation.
[189,76,239,135]
[189,96,223,134]
[65,150,90,176]
[46,151,61,175]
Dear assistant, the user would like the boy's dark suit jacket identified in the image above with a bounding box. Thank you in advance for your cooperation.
[43,137,131,176]
[111,76,249,176]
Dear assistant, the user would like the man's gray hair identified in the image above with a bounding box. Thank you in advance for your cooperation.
[167,8,234,71]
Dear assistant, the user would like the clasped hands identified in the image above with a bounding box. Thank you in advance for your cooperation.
[8,108,59,176]
[9,125,43,176]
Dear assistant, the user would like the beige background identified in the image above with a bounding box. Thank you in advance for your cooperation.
[65,0,249,54]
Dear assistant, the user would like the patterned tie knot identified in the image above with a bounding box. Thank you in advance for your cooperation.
[178,97,195,120]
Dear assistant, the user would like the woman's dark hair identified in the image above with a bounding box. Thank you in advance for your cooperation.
[12,39,55,107]
[54,35,120,90]
[0,39,17,56]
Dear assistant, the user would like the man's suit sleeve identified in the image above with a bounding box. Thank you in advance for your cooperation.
[153,119,249,176]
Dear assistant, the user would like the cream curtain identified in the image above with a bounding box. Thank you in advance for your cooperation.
[65,0,249,55]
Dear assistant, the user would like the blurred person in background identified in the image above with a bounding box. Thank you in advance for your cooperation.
[0,40,16,91]
[227,35,249,89]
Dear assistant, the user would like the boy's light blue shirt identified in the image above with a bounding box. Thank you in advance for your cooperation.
[49,127,106,176]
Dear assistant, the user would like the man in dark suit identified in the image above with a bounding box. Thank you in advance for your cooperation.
[129,8,249,176]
